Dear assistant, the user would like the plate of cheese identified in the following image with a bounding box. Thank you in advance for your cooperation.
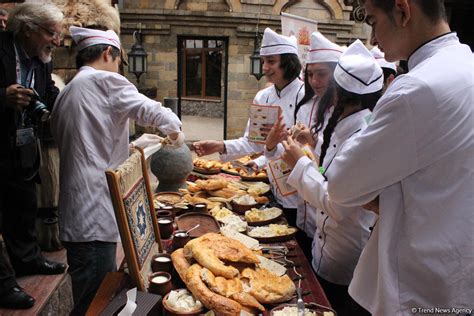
[247,224,297,243]
[245,207,283,226]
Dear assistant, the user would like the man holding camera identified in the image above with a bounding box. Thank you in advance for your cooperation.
[0,3,66,309]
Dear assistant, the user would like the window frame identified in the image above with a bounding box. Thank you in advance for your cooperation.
[181,39,224,100]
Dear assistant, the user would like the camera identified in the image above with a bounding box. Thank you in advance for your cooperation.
[28,88,50,122]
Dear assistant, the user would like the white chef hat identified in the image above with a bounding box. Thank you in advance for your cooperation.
[334,39,383,94]
[370,46,397,72]
[260,28,298,56]
[307,32,343,64]
[70,26,121,52]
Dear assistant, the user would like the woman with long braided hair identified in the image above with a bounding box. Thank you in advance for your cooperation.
[264,32,343,261]
[276,40,383,315]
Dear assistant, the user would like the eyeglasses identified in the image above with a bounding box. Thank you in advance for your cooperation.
[32,22,64,41]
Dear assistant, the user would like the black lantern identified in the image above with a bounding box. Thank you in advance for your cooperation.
[128,30,148,84]
[249,33,263,80]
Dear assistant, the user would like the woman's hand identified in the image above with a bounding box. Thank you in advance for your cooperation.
[192,140,225,157]
[281,136,305,169]
[265,115,288,151]
[292,123,316,148]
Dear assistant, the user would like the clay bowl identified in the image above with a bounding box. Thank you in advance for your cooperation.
[151,253,173,273]
[230,200,259,215]
[148,271,173,296]
[162,290,206,316]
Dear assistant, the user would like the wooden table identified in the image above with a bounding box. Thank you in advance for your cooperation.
[260,239,332,314]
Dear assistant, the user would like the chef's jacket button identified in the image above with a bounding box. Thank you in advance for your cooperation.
[369,226,374,231]
[318,235,322,239]
[333,144,336,148]
[321,211,324,215]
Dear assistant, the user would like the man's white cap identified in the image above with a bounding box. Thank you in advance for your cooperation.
[371,46,397,72]
[334,39,383,94]
[260,28,298,56]
[307,32,343,64]
[70,26,121,52]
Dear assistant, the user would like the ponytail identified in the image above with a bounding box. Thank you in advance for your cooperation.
[319,100,344,166]
[319,84,383,166]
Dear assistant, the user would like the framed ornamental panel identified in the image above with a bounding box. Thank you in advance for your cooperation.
[106,148,162,291]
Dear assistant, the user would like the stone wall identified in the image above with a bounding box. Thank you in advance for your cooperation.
[181,100,224,118]
[119,0,370,139]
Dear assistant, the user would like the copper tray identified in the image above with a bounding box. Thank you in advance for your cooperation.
[193,166,221,175]
[175,212,220,238]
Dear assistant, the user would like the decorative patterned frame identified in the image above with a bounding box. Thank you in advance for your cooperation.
[105,148,163,291]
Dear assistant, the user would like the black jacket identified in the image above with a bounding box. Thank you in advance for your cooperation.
[0,32,59,178]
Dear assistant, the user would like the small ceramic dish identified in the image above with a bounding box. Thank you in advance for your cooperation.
[162,289,206,316]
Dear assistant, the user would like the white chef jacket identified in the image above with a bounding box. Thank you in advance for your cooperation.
[287,109,377,285]
[326,33,474,314]
[51,66,182,242]
[265,95,326,237]
[295,96,319,237]
[221,78,305,208]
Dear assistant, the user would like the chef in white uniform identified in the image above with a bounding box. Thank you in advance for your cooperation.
[193,28,305,214]
[326,1,474,314]
[50,26,183,315]
[278,40,380,315]
[264,32,343,249]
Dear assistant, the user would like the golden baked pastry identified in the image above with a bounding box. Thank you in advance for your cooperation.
[200,267,242,297]
[207,187,246,199]
[195,178,229,191]
[186,182,202,194]
[193,158,223,170]
[171,248,192,282]
[200,268,265,312]
[240,267,296,304]
[183,233,260,279]
[186,264,242,316]
[188,233,260,264]
[184,243,239,279]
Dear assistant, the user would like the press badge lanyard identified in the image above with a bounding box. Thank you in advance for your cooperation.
[13,43,35,128]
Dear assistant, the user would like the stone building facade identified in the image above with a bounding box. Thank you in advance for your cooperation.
[118,0,371,139]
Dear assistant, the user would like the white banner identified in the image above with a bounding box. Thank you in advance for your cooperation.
[281,12,318,69]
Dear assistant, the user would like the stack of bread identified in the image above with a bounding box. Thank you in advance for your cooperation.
[171,233,296,315]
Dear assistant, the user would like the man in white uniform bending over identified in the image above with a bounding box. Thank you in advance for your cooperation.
[51,26,183,315]
[325,0,474,314]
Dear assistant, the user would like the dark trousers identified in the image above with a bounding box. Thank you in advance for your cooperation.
[0,177,42,295]
[317,275,370,316]
[64,241,117,316]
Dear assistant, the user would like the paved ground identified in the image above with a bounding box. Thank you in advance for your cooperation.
[181,115,223,160]
[182,115,224,142]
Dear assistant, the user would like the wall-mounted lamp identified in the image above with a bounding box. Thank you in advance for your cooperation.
[128,29,148,84]
[249,33,263,80]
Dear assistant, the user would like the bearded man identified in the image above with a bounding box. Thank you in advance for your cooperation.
[0,2,66,309]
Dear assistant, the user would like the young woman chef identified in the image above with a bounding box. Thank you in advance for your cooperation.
[264,32,343,258]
